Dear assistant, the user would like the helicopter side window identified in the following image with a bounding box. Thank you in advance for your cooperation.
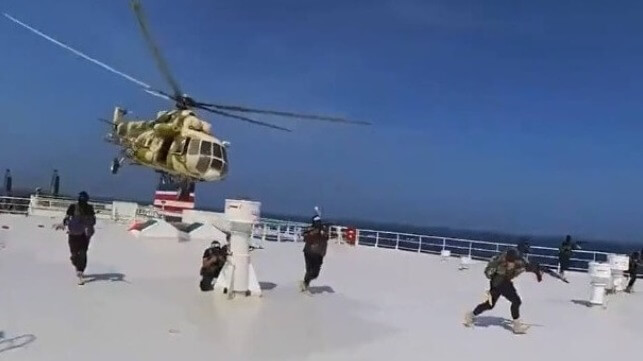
[200,141,212,156]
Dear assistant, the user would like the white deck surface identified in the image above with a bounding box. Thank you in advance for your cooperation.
[0,214,640,360]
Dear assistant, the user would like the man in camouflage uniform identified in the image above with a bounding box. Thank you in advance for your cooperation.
[464,248,542,334]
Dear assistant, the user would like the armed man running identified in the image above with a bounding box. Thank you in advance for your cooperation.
[299,215,330,293]
[558,235,581,281]
[56,191,96,285]
[464,248,543,334]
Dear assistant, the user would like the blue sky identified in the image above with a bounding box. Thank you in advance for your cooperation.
[2,0,643,241]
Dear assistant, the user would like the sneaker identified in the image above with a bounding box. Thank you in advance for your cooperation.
[512,319,528,334]
[463,312,474,327]
[299,280,308,292]
[77,271,85,285]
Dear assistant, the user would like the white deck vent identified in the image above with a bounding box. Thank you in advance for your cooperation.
[607,254,629,293]
[213,199,262,299]
[588,261,612,306]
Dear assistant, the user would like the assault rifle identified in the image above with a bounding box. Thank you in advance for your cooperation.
[540,266,569,283]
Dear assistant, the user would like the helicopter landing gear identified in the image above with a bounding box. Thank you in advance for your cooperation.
[177,180,192,200]
[158,173,194,200]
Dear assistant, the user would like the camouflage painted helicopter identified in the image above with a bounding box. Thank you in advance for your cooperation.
[3,1,369,198]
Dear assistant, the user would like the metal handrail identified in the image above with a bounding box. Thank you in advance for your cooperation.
[1,195,623,274]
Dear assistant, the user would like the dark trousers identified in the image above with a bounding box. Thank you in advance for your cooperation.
[559,257,571,273]
[473,280,522,320]
[627,271,637,289]
[199,266,222,292]
[304,251,324,286]
[68,234,89,273]
[200,273,216,291]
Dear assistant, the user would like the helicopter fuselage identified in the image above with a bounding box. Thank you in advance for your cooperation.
[110,108,229,183]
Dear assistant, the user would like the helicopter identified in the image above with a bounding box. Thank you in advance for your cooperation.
[3,1,370,199]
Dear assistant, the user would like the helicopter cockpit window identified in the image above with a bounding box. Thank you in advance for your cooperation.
[210,158,223,171]
[212,143,223,158]
[196,156,210,173]
[188,139,199,155]
[200,141,212,156]
[191,140,227,174]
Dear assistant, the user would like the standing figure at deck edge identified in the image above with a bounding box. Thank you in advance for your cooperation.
[300,215,329,294]
[464,248,542,334]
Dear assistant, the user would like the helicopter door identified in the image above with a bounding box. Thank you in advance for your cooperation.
[180,137,191,155]
[157,138,173,164]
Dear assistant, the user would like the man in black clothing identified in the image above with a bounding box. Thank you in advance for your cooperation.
[625,252,640,293]
[61,191,96,285]
[558,235,580,280]
[300,215,329,293]
[199,240,229,291]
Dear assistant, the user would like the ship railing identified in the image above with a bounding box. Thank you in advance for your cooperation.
[1,195,621,274]
[0,196,30,215]
[26,195,113,219]
[253,223,615,273]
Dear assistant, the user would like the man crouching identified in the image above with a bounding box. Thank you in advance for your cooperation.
[199,240,229,291]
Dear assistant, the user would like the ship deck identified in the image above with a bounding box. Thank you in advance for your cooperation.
[0,214,640,360]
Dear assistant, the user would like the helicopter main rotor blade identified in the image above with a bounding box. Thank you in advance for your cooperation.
[2,13,153,90]
[196,105,292,132]
[130,0,183,99]
[196,102,371,125]
[143,88,174,101]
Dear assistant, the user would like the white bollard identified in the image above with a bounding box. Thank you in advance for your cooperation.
[440,250,451,262]
[588,262,612,306]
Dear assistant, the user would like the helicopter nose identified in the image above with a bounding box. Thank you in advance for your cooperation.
[202,168,224,181]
